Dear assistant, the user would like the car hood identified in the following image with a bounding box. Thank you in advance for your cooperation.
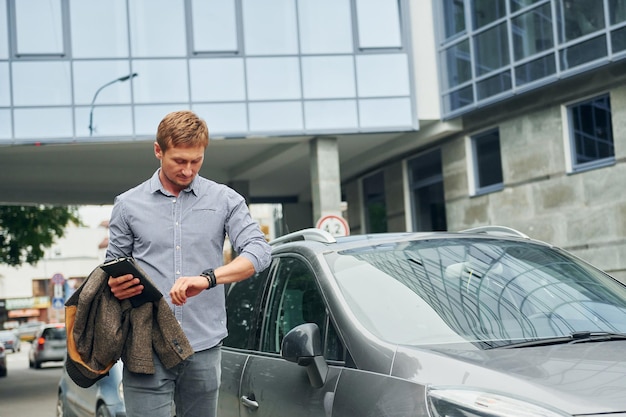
[391,340,626,415]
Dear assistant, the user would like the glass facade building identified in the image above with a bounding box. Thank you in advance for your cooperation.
[438,0,626,117]
[0,0,417,143]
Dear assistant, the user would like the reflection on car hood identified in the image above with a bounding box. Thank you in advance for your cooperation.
[391,340,626,415]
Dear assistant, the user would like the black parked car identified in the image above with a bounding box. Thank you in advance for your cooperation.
[218,226,626,417]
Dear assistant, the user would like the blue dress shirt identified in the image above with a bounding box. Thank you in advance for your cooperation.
[106,169,271,351]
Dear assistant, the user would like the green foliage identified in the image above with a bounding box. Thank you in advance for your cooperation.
[0,205,81,267]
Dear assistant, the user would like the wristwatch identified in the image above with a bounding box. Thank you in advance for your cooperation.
[201,269,217,290]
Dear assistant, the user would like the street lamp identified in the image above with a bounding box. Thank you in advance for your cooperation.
[88,73,138,136]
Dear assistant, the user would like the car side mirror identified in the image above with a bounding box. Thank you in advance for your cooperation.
[281,323,329,388]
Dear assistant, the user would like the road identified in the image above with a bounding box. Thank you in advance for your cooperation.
[0,342,63,417]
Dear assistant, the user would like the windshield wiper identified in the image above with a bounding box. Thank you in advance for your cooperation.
[498,331,626,349]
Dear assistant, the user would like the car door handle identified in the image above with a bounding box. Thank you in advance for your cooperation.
[241,395,259,410]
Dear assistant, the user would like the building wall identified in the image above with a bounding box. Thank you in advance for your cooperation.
[443,63,626,282]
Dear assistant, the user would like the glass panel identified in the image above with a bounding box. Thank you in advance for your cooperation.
[443,0,466,39]
[512,3,554,60]
[442,40,472,89]
[248,102,303,132]
[223,268,270,349]
[15,0,64,55]
[242,0,298,55]
[610,0,626,24]
[409,149,447,232]
[555,0,605,43]
[14,107,72,139]
[189,58,246,102]
[358,98,413,128]
[134,104,177,135]
[559,35,607,70]
[70,0,128,58]
[356,54,410,97]
[128,0,186,57]
[0,0,8,58]
[476,71,512,99]
[355,0,402,49]
[569,95,614,166]
[472,0,506,29]
[12,61,71,106]
[132,59,189,103]
[246,57,301,100]
[473,129,503,189]
[75,106,133,137]
[72,61,134,105]
[363,171,387,233]
[304,100,358,130]
[510,0,541,12]
[514,54,556,85]
[301,56,356,99]
[0,62,9,106]
[193,103,248,135]
[298,0,353,54]
[444,85,474,113]
[0,109,11,139]
[474,23,509,76]
[191,0,238,53]
[612,27,626,52]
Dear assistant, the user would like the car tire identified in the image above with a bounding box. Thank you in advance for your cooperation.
[0,368,6,377]
[56,392,66,417]
[96,403,113,417]
[34,360,42,369]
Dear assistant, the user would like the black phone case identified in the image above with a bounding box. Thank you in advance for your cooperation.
[100,257,163,307]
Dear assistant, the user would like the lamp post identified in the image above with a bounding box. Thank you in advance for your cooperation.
[88,73,138,136]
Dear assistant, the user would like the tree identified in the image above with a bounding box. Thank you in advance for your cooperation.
[0,205,81,267]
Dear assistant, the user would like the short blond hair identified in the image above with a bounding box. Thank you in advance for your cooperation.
[156,110,209,152]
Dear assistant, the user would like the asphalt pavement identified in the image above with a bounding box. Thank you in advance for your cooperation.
[0,342,63,417]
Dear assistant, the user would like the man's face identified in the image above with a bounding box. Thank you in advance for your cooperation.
[154,142,205,193]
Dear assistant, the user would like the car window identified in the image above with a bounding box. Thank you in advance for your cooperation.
[42,327,66,340]
[261,257,344,361]
[223,267,271,349]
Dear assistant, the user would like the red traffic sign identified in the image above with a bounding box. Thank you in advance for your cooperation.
[316,215,350,237]
[51,273,65,284]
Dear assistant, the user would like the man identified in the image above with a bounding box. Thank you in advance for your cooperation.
[106,110,271,417]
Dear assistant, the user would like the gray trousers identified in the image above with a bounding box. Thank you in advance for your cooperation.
[123,345,221,417]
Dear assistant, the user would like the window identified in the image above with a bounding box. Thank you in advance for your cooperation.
[355,0,402,49]
[190,0,239,54]
[11,0,67,57]
[555,0,605,43]
[261,257,343,361]
[223,267,271,349]
[471,129,504,194]
[566,94,614,172]
[408,149,447,232]
[442,0,466,39]
[363,171,387,233]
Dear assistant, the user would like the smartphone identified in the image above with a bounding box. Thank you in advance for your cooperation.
[101,257,163,307]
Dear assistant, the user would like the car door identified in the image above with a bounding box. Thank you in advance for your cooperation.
[237,256,344,417]
[220,266,273,417]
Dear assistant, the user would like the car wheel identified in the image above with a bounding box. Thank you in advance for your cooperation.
[0,368,6,377]
[56,392,66,417]
[34,360,42,369]
[96,403,113,417]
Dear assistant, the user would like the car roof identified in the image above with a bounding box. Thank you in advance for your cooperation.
[269,225,546,256]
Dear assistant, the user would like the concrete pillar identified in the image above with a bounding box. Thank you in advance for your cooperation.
[310,137,342,223]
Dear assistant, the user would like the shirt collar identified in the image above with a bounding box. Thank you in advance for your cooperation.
[149,169,199,197]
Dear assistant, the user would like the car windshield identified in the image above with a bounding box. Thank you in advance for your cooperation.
[328,237,626,349]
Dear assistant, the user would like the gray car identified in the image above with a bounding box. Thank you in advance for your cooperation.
[218,226,626,417]
[0,330,21,353]
[57,359,125,417]
[29,323,66,369]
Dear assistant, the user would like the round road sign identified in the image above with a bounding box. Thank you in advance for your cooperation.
[316,215,350,237]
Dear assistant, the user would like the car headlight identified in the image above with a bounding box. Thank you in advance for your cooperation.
[427,387,569,417]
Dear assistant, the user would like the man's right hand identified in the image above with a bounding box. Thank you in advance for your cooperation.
[108,274,144,300]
